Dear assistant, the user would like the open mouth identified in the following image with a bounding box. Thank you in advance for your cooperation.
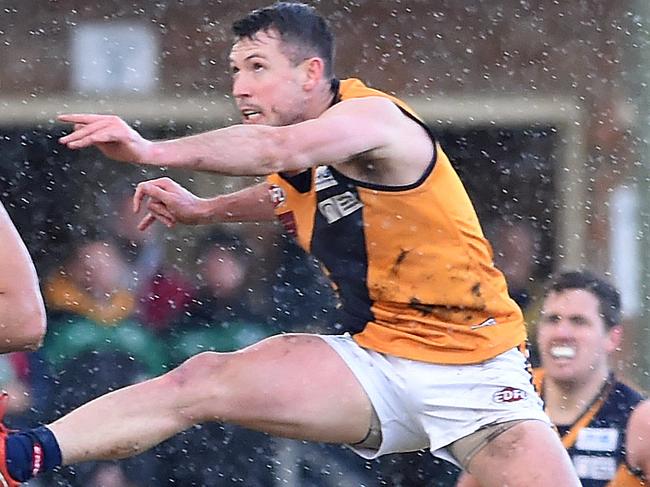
[549,345,576,359]
[241,109,262,122]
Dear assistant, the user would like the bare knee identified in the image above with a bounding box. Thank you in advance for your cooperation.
[163,351,233,423]
[168,352,228,388]
[161,350,287,426]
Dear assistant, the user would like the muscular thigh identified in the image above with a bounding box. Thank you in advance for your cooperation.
[178,333,373,444]
[466,420,580,487]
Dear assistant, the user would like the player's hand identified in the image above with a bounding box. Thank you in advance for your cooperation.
[57,114,153,163]
[134,177,213,231]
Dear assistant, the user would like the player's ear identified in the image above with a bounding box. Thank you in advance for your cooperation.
[606,324,623,353]
[302,57,325,91]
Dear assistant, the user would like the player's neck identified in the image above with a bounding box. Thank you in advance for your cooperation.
[307,79,337,119]
[544,364,611,426]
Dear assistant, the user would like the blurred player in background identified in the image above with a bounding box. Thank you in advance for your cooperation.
[458,270,650,487]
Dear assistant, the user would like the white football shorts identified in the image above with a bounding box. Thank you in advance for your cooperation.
[318,333,550,466]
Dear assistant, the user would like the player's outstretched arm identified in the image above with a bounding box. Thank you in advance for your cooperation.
[0,202,46,352]
[627,399,650,478]
[57,96,414,176]
[133,178,276,231]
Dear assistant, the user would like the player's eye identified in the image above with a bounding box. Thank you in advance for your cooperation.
[540,314,560,325]
[569,316,590,326]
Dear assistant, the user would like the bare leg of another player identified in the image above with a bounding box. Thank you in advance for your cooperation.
[0,201,46,351]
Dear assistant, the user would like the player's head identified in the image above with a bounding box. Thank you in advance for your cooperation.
[230,2,335,126]
[537,270,622,384]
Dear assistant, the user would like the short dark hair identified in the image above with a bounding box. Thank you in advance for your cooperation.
[546,270,621,329]
[232,2,335,79]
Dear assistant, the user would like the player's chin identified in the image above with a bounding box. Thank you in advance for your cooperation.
[241,114,267,125]
[546,362,577,378]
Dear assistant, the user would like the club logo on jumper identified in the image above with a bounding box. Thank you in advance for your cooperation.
[315,165,338,191]
[318,191,363,224]
[492,387,528,403]
[268,184,286,208]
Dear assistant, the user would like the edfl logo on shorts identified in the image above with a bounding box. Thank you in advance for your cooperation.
[492,387,528,403]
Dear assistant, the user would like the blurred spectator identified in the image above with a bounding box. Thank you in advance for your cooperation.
[83,463,138,487]
[105,186,194,332]
[45,239,135,325]
[488,219,543,312]
[273,440,374,487]
[166,228,277,360]
[157,423,275,487]
[487,219,547,365]
[273,235,342,334]
[42,238,168,376]
[372,451,460,486]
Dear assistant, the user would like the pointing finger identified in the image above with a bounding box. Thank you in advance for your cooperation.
[57,114,115,124]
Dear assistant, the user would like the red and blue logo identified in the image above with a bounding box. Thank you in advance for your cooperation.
[493,387,528,403]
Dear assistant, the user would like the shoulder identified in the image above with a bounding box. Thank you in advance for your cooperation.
[626,399,650,475]
[322,95,406,121]
[321,95,429,148]
[595,380,645,424]
[610,381,645,409]
[628,399,650,432]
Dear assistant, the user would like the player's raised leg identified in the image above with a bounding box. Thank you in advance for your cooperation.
[1,333,372,484]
